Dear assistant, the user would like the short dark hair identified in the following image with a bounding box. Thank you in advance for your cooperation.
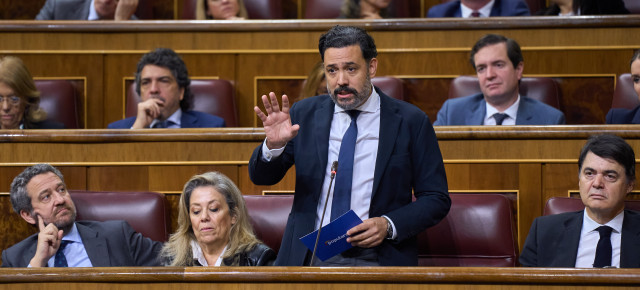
[10,164,65,215]
[630,49,640,68]
[318,25,377,62]
[135,48,193,111]
[469,34,523,71]
[578,134,636,183]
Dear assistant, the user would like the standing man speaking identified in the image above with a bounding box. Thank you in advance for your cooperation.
[249,25,450,266]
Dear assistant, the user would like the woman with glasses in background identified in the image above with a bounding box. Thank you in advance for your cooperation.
[0,56,64,129]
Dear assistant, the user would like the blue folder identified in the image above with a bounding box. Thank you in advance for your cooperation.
[300,210,363,261]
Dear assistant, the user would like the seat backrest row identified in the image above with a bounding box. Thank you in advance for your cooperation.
[70,191,518,266]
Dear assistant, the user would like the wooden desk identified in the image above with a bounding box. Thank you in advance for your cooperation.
[0,17,638,127]
[0,267,639,289]
[0,126,639,253]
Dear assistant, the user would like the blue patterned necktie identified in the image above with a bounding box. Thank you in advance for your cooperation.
[152,120,174,128]
[593,226,613,268]
[54,240,71,267]
[331,110,361,221]
[493,113,508,125]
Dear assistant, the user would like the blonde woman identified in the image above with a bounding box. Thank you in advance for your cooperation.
[160,171,275,266]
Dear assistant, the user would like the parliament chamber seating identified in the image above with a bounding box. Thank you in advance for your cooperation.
[417,193,517,267]
[34,80,81,129]
[611,73,638,110]
[181,0,283,19]
[243,194,293,254]
[448,76,562,109]
[372,76,405,101]
[70,190,171,242]
[304,0,410,19]
[126,79,238,127]
[243,193,517,266]
[544,197,640,216]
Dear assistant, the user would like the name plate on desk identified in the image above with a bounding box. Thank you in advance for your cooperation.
[300,210,363,261]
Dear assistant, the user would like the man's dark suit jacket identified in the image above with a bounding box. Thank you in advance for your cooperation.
[426,0,530,17]
[538,0,629,15]
[519,210,640,268]
[1,220,162,267]
[606,106,640,124]
[248,88,451,266]
[107,110,225,129]
[36,0,138,20]
[433,93,565,125]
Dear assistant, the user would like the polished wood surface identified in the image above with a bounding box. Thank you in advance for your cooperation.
[0,17,638,127]
[1,126,640,253]
[0,267,639,289]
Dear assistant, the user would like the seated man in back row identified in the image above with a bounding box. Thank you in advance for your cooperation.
[1,164,162,267]
[36,0,139,21]
[520,134,640,268]
[434,34,565,126]
[108,48,225,129]
[427,0,531,18]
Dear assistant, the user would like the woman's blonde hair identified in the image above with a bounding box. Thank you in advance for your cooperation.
[300,61,327,100]
[195,0,248,20]
[159,171,261,266]
[0,56,47,127]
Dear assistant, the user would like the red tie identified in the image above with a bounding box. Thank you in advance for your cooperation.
[471,11,481,17]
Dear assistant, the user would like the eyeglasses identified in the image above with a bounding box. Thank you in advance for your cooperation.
[0,96,21,105]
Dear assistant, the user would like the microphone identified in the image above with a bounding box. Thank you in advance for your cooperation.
[309,161,338,266]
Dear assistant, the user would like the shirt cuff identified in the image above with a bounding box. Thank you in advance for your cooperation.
[260,139,286,162]
[382,215,397,240]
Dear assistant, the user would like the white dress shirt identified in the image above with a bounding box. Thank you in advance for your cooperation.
[483,95,520,125]
[575,211,623,268]
[261,87,397,238]
[461,0,495,17]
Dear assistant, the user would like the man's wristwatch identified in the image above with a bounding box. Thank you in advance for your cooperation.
[384,216,393,239]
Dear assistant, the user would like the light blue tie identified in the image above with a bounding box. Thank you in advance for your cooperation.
[331,110,360,221]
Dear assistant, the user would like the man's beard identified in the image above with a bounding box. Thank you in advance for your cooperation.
[329,76,373,110]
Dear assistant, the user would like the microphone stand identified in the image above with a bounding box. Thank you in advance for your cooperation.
[309,161,338,266]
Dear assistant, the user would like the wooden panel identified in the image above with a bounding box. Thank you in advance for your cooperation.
[2,0,47,19]
[1,267,640,289]
[148,165,238,192]
[0,19,638,127]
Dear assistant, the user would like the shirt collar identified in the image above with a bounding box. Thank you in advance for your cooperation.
[333,83,380,115]
[583,209,624,234]
[190,239,228,266]
[62,223,83,243]
[88,0,100,20]
[484,95,520,124]
[461,0,495,17]
[150,108,182,128]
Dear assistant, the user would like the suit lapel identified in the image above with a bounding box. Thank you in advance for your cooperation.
[515,98,534,125]
[620,210,640,267]
[489,0,502,16]
[181,111,197,128]
[466,94,485,125]
[372,92,401,197]
[23,238,38,267]
[555,211,583,266]
[77,223,111,267]
[313,97,334,197]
